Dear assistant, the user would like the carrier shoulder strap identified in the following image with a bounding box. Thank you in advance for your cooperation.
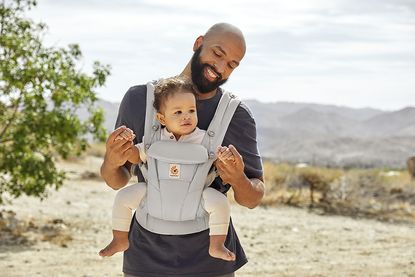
[202,91,240,161]
[189,91,240,191]
[138,82,160,181]
[143,82,160,153]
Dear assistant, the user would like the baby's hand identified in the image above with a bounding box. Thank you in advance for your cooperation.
[216,146,235,163]
[114,128,136,142]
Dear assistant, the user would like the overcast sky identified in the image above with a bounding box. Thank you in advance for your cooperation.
[29,0,415,110]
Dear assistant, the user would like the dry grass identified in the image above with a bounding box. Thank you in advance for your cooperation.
[262,161,415,223]
[56,142,107,163]
[0,210,73,248]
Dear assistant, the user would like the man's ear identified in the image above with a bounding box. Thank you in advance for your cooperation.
[156,113,166,126]
[193,36,204,51]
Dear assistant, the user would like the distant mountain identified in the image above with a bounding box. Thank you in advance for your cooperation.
[244,100,383,123]
[96,99,120,133]
[362,107,415,136]
[279,107,363,137]
[76,99,120,134]
[87,98,415,168]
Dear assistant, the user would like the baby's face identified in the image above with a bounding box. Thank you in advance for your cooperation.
[157,90,198,138]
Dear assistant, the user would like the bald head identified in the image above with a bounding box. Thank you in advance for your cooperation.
[204,23,246,55]
[184,23,246,96]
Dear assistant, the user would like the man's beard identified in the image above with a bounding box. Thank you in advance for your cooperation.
[190,46,228,94]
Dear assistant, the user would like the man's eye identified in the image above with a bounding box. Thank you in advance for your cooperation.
[214,51,221,57]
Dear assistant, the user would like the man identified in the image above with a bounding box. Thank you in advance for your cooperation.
[101,23,265,277]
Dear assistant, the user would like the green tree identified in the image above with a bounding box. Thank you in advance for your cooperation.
[0,0,111,203]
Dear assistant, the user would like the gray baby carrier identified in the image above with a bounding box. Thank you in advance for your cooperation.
[135,82,240,235]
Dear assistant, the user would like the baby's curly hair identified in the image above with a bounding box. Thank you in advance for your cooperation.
[153,76,197,112]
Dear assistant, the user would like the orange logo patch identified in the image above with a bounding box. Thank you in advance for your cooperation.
[169,164,180,178]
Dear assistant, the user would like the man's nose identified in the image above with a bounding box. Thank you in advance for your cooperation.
[214,60,226,74]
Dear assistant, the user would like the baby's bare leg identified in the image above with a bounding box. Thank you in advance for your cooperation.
[209,235,236,261]
[202,187,236,261]
[99,183,146,257]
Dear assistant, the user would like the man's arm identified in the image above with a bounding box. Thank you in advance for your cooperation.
[216,145,265,209]
[229,175,265,209]
[100,126,135,190]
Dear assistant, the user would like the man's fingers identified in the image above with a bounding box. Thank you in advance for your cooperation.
[216,146,226,155]
[122,147,134,160]
[226,155,236,162]
[216,162,224,176]
[108,126,127,143]
[222,151,234,160]
[111,138,133,154]
[216,159,225,170]
[229,145,243,164]
[120,140,133,152]
[115,135,124,141]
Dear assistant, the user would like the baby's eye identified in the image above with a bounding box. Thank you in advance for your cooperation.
[174,111,182,115]
[189,109,196,113]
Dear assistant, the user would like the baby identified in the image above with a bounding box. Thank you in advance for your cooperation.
[99,76,236,261]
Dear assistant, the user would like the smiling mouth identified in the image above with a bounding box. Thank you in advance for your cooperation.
[205,66,220,82]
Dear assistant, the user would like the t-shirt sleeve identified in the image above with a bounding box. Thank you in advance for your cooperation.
[115,91,130,129]
[114,85,146,143]
[223,102,263,179]
[114,85,147,179]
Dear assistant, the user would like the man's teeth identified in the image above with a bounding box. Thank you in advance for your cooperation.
[207,68,217,79]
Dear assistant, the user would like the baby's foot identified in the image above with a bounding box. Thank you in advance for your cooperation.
[99,237,129,257]
[209,244,236,261]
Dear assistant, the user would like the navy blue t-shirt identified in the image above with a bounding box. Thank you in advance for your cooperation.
[115,84,263,277]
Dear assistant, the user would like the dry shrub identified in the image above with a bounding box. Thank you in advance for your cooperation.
[55,142,106,162]
[296,167,342,205]
[0,210,73,247]
[263,162,342,207]
[262,162,415,223]
[263,162,297,205]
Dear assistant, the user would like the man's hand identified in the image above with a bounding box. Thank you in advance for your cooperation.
[100,126,135,190]
[215,145,244,185]
[105,126,135,168]
[215,144,265,209]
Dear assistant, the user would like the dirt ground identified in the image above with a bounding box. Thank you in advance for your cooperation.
[1,157,415,277]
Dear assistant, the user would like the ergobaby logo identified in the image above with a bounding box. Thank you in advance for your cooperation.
[169,164,180,178]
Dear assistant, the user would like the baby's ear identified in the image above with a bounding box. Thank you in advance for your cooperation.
[156,113,166,126]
